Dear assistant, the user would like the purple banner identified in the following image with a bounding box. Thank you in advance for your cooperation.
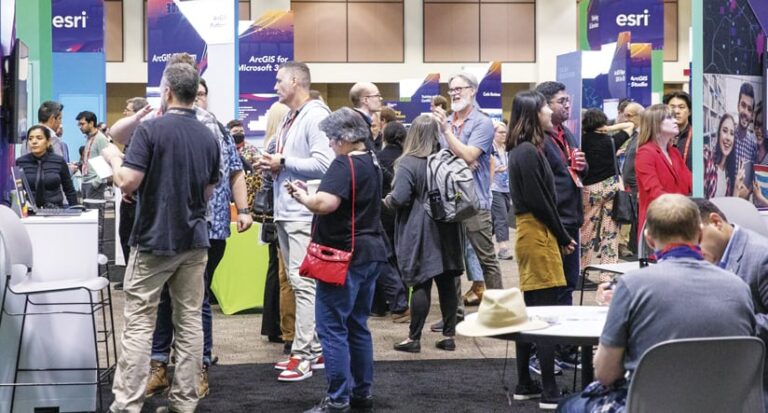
[748,0,768,35]
[557,51,583,143]
[628,43,652,107]
[52,0,103,53]
[476,62,502,122]
[238,11,293,139]
[384,73,440,124]
[586,0,664,50]
[147,0,208,96]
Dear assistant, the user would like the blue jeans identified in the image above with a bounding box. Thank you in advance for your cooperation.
[464,241,484,282]
[151,239,226,366]
[315,261,382,405]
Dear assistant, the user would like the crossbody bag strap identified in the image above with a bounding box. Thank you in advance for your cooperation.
[348,155,356,253]
[608,136,625,190]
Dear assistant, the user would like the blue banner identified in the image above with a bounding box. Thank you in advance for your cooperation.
[476,62,502,122]
[585,0,664,50]
[238,11,293,139]
[51,0,103,53]
[384,73,440,124]
[557,51,583,142]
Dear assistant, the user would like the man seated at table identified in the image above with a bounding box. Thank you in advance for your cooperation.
[558,194,756,412]
[693,197,768,411]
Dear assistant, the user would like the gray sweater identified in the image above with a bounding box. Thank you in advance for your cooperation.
[273,99,334,222]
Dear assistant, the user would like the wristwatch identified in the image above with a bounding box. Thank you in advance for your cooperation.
[280,157,286,166]
[237,208,250,215]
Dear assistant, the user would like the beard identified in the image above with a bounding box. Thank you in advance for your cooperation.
[451,98,469,113]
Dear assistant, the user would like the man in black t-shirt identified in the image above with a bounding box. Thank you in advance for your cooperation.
[102,62,220,413]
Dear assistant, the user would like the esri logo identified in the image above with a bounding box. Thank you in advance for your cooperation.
[615,9,650,27]
[52,11,88,29]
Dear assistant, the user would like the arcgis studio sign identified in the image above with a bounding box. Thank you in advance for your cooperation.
[585,0,664,51]
[51,0,104,53]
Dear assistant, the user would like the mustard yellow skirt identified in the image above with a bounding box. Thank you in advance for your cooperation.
[514,213,566,292]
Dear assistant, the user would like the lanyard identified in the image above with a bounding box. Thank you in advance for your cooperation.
[82,134,95,175]
[654,243,704,262]
[553,127,572,164]
[682,126,692,165]
[451,112,468,141]
[277,106,305,154]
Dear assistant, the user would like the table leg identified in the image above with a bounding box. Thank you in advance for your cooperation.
[580,345,594,388]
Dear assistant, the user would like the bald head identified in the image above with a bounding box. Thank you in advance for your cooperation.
[645,194,701,248]
[349,82,382,115]
[623,102,645,128]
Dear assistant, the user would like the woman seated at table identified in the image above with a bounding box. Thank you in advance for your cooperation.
[16,124,78,207]
[383,114,465,353]
[287,107,388,412]
[507,90,576,409]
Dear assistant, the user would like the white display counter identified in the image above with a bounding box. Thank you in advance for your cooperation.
[0,210,99,413]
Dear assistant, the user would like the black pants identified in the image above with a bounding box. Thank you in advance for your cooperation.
[261,242,282,338]
[557,224,581,305]
[118,200,136,272]
[517,287,562,397]
[409,272,458,340]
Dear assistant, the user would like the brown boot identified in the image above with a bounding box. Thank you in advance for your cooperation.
[197,365,209,399]
[145,360,169,397]
[463,282,485,306]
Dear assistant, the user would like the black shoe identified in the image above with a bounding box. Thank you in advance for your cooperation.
[283,341,293,355]
[393,339,421,353]
[350,395,373,413]
[539,392,565,410]
[210,355,219,366]
[513,380,542,401]
[369,311,389,318]
[435,338,456,351]
[304,398,351,413]
[268,335,284,343]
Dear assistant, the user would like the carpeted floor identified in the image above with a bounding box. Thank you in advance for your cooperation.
[104,358,581,412]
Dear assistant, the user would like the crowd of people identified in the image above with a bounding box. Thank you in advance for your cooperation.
[14,54,768,413]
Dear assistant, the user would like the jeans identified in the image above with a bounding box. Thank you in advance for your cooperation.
[316,261,382,405]
[557,225,581,306]
[151,239,226,367]
[464,241,484,282]
[464,210,503,288]
[491,191,511,242]
[110,248,207,413]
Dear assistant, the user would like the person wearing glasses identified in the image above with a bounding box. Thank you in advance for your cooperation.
[349,82,384,150]
[431,72,503,317]
[634,104,692,237]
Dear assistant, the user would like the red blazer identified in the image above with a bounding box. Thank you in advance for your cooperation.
[635,142,693,234]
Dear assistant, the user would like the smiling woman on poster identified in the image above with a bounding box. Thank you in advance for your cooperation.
[704,114,737,198]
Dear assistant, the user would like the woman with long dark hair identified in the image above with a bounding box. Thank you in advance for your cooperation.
[704,113,737,198]
[506,91,576,409]
[16,124,77,207]
[384,114,464,353]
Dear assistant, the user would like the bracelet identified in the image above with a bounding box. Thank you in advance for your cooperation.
[237,208,250,215]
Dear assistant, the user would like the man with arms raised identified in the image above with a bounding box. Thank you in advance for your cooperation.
[560,194,755,412]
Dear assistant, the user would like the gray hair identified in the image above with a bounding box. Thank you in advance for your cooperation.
[319,107,369,143]
[161,63,200,105]
[448,72,479,90]
[279,61,311,91]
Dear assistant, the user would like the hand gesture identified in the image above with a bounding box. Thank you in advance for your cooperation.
[236,212,253,233]
[561,239,577,255]
[571,150,587,171]
[734,161,751,199]
[101,143,124,165]
[431,106,449,133]
[596,282,615,306]
[136,105,154,120]
[259,153,283,173]
[284,180,308,205]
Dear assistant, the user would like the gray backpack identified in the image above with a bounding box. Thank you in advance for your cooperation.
[424,148,479,222]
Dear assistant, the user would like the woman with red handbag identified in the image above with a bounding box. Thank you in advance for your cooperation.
[383,114,465,354]
[286,107,388,413]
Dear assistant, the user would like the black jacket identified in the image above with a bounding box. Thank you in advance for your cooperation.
[16,151,78,207]
[543,126,586,228]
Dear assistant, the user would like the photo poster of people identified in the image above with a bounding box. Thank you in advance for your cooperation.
[702,0,766,207]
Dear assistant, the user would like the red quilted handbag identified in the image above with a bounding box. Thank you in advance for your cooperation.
[299,156,356,286]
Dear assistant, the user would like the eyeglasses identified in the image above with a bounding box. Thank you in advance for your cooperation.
[551,97,571,105]
[364,94,383,100]
[447,86,472,95]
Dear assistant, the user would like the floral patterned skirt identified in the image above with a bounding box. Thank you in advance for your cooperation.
[580,176,621,281]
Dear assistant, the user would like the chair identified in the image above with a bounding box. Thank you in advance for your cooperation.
[626,336,765,413]
[0,205,117,412]
[710,196,768,237]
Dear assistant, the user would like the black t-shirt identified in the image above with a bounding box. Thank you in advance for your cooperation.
[124,108,220,256]
[582,130,630,186]
[313,152,388,265]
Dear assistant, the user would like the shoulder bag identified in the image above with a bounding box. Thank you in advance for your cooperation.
[609,137,636,224]
[299,155,356,286]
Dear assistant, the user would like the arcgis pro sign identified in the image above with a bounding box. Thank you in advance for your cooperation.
[585,0,664,50]
[51,0,104,53]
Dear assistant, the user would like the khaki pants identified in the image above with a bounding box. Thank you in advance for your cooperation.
[276,220,322,360]
[465,210,504,289]
[110,248,208,413]
[278,248,296,341]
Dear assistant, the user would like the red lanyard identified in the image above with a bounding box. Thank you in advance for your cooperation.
[451,113,467,141]
[276,111,299,154]
[553,127,572,164]
[82,135,95,175]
